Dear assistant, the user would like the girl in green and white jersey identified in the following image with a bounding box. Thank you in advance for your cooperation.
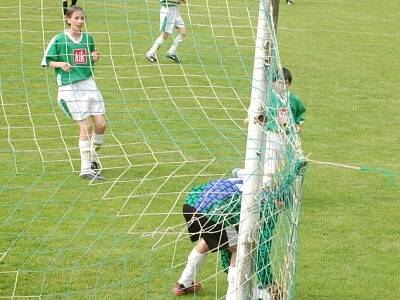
[41,5,106,181]
[146,0,187,63]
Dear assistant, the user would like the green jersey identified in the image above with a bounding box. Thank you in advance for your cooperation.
[266,90,306,131]
[266,91,285,132]
[160,0,182,7]
[289,91,306,125]
[41,31,95,86]
[184,178,242,227]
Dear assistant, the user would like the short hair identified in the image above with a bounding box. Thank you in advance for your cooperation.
[282,67,292,85]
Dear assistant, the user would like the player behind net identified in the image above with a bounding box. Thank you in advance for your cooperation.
[145,0,187,63]
[172,175,302,299]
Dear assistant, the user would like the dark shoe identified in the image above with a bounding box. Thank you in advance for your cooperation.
[287,0,294,4]
[91,161,100,174]
[145,54,158,63]
[166,53,181,63]
[80,171,105,181]
[172,282,201,296]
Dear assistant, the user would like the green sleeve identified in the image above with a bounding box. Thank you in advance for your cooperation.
[289,93,306,124]
[296,99,306,124]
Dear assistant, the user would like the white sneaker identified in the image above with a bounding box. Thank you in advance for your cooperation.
[80,170,105,181]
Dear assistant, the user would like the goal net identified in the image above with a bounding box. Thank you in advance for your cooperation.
[0,0,306,299]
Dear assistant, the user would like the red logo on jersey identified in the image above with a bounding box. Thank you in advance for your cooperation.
[278,107,290,125]
[73,48,87,64]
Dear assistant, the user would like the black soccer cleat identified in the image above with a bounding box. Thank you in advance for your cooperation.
[166,53,181,64]
[145,55,158,63]
[91,161,100,174]
[80,170,105,181]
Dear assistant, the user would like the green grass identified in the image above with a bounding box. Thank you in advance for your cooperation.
[278,1,400,299]
[0,0,399,299]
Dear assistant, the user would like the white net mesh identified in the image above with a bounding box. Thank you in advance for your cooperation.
[0,0,306,299]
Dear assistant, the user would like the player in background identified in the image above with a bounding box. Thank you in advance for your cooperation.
[146,0,187,64]
[241,67,306,187]
[282,67,306,134]
[41,5,106,180]
[62,0,77,15]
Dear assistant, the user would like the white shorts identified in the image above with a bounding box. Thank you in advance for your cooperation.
[160,6,185,34]
[57,77,105,121]
[263,131,285,185]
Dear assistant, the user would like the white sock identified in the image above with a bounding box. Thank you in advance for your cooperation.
[92,133,104,149]
[178,248,207,287]
[225,266,236,300]
[147,36,164,56]
[168,34,184,55]
[79,140,91,174]
[91,133,104,163]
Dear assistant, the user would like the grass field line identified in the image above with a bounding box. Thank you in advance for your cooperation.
[0,270,18,299]
[0,252,7,262]
[309,159,400,180]
[308,159,361,170]
[279,26,400,37]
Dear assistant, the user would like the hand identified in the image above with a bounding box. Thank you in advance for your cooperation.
[275,199,285,210]
[91,50,100,62]
[60,62,71,72]
[243,115,266,128]
[296,124,302,133]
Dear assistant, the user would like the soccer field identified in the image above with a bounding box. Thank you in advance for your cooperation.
[0,0,399,299]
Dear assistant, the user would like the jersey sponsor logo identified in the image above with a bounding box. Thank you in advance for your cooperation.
[73,48,87,64]
[278,107,290,125]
